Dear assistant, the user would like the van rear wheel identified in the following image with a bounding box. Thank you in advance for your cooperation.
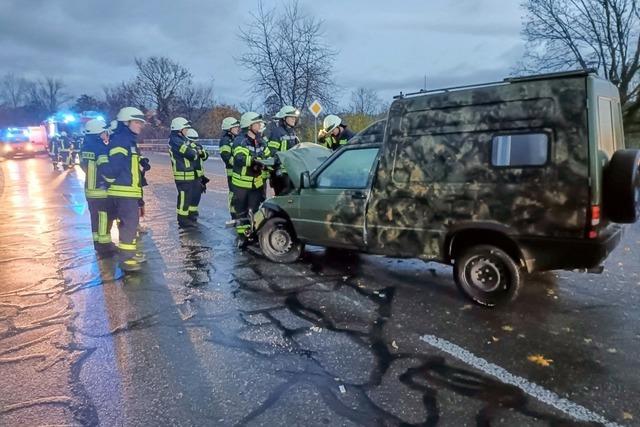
[259,217,304,263]
[453,245,521,307]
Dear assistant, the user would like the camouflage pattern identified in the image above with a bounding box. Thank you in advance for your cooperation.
[363,76,590,260]
[257,73,623,270]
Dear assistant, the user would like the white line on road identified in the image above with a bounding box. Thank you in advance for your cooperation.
[420,334,622,427]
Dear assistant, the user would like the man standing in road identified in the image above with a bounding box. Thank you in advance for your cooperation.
[219,117,241,219]
[232,112,271,247]
[80,118,115,256]
[168,117,199,228]
[102,107,147,273]
[265,105,300,195]
[185,128,209,220]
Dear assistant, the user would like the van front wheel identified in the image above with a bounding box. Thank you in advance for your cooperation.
[454,245,521,307]
[259,217,304,263]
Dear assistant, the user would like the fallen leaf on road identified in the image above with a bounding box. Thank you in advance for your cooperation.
[501,325,514,332]
[391,340,399,350]
[527,354,553,367]
[584,338,593,344]
[491,336,500,342]
[623,412,633,420]
[607,348,617,354]
[460,304,473,311]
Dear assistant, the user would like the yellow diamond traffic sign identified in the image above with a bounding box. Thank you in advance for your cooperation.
[309,100,323,117]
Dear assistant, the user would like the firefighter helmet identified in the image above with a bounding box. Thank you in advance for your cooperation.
[116,107,146,123]
[221,117,240,130]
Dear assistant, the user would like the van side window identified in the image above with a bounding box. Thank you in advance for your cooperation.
[597,97,616,158]
[316,148,379,189]
[491,133,548,167]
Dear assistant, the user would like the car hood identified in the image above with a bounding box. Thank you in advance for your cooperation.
[275,142,331,188]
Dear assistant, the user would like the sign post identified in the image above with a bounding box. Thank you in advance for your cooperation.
[308,100,323,144]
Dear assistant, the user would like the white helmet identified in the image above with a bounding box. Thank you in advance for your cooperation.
[109,120,118,133]
[323,114,342,132]
[185,128,199,141]
[170,117,192,131]
[221,117,240,130]
[116,107,146,123]
[60,131,67,137]
[239,112,265,129]
[275,105,300,119]
[84,119,109,135]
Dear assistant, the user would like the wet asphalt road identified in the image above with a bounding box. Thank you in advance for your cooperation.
[1,153,639,427]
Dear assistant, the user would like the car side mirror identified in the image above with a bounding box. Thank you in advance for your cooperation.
[300,171,312,189]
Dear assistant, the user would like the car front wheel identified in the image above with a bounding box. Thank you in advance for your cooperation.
[259,217,304,263]
[453,244,521,307]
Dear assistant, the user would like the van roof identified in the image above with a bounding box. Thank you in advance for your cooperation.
[393,69,598,100]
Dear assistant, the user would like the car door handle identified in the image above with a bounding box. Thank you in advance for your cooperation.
[350,191,367,200]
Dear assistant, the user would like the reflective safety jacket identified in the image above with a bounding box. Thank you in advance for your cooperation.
[232,133,272,189]
[266,120,299,153]
[168,131,198,182]
[319,127,355,151]
[103,123,143,199]
[192,142,209,178]
[80,134,109,199]
[219,131,235,177]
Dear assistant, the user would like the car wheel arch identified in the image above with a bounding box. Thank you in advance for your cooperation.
[446,227,526,271]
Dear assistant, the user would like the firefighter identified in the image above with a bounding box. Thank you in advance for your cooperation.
[232,112,271,247]
[103,107,147,273]
[58,131,74,169]
[266,106,300,195]
[185,128,209,218]
[168,117,199,228]
[80,119,115,256]
[318,114,355,151]
[219,117,241,218]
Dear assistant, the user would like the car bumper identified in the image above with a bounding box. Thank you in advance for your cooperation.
[517,225,624,272]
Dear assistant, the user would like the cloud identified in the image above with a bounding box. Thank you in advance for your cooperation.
[0,0,526,109]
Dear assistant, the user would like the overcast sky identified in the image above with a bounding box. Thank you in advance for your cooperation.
[0,0,525,111]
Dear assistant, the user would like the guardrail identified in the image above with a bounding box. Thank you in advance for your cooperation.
[138,139,220,155]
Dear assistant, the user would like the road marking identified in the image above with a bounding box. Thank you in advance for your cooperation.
[420,334,622,427]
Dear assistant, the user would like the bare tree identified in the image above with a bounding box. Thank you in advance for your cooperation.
[0,73,30,108]
[348,87,383,116]
[27,77,73,115]
[174,81,215,124]
[520,0,640,120]
[103,81,143,118]
[237,0,337,112]
[134,56,192,124]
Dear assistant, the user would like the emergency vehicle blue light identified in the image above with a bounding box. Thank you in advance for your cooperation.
[63,114,76,123]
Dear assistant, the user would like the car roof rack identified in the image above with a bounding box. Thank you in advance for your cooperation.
[394,69,597,99]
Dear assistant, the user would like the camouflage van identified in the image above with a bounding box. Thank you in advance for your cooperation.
[252,70,640,306]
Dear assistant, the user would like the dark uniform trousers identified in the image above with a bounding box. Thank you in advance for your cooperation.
[233,188,264,235]
[87,198,114,251]
[176,181,195,221]
[190,179,203,217]
[112,197,140,261]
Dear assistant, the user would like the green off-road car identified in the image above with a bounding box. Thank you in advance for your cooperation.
[252,70,640,306]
